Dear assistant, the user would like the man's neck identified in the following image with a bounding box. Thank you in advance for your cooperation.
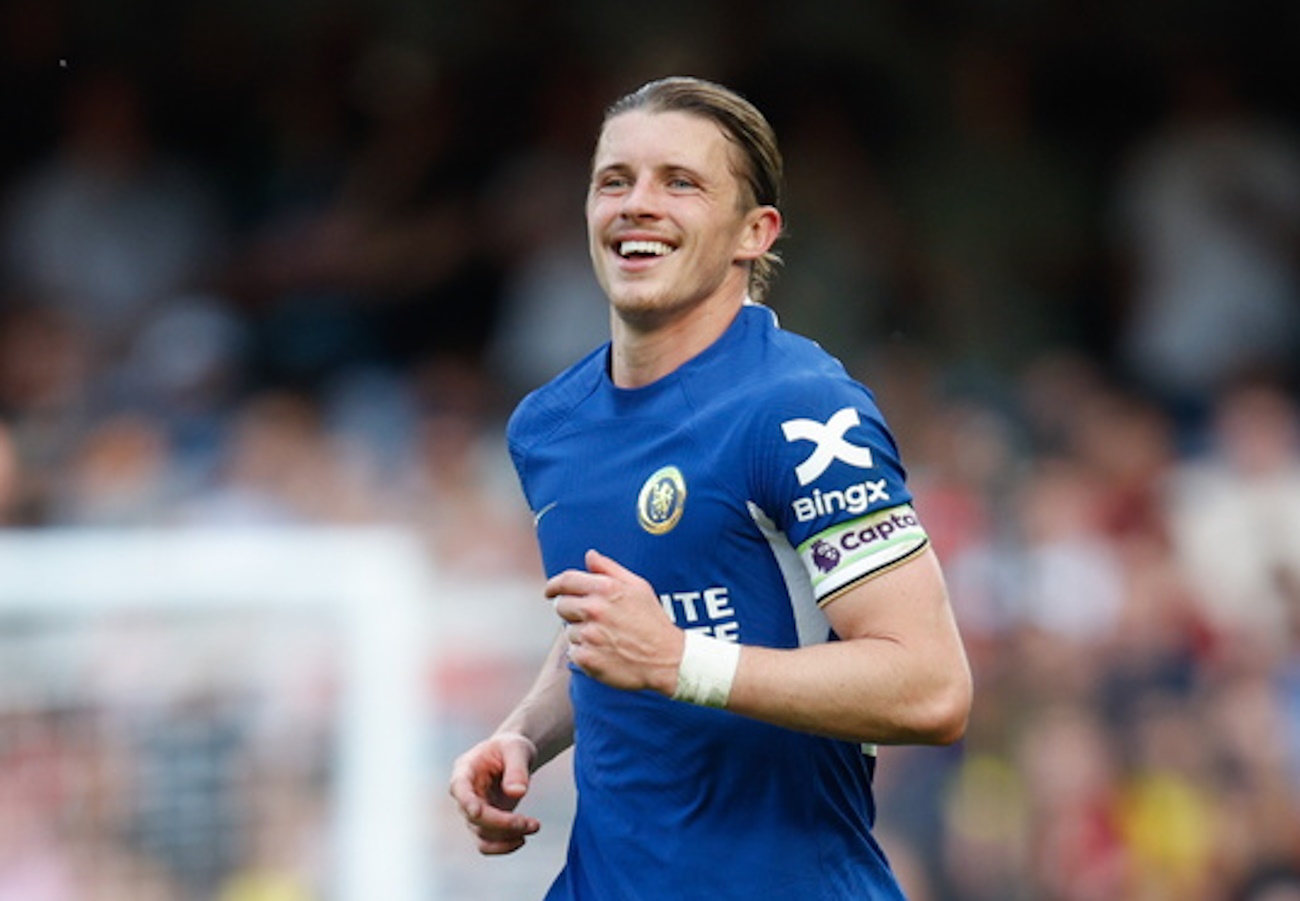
[609,294,745,389]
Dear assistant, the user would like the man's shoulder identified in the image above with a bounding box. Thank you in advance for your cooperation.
[727,308,872,410]
[507,344,608,449]
[737,303,853,377]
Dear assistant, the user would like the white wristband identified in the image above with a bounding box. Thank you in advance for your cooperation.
[672,631,741,708]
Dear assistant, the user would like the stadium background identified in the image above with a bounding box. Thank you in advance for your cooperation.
[3,0,1300,898]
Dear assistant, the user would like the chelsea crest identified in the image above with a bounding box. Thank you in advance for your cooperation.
[637,465,687,535]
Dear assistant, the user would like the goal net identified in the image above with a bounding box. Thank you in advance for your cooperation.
[0,528,574,901]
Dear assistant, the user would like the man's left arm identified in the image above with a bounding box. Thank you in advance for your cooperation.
[725,544,971,745]
[547,544,971,746]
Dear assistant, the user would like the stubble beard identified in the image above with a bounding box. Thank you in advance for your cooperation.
[607,279,711,335]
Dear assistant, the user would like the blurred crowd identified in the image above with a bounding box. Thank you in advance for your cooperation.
[2,0,1300,898]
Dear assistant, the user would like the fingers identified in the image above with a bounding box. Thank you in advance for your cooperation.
[453,787,540,856]
[547,573,602,627]
[449,736,541,855]
[469,808,541,855]
[545,549,638,619]
[544,567,605,606]
[477,833,531,856]
[497,733,534,798]
[584,547,631,578]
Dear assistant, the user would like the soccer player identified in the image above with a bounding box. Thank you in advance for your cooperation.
[449,76,973,900]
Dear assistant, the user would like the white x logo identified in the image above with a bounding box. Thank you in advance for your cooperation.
[781,407,875,485]
[863,479,890,502]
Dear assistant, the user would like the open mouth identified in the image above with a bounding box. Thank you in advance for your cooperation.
[616,239,674,260]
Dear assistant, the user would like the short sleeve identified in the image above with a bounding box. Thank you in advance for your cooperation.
[750,374,929,604]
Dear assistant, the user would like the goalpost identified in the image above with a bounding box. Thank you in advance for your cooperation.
[0,528,432,901]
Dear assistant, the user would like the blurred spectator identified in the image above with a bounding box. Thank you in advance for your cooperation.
[177,388,377,526]
[1116,693,1219,899]
[1108,52,1300,431]
[482,66,612,401]
[1014,702,1129,901]
[128,694,250,899]
[940,750,1030,901]
[1236,864,1300,901]
[0,304,94,524]
[1009,457,1126,644]
[112,294,251,444]
[52,412,176,526]
[1165,377,1300,650]
[0,712,78,901]
[1063,385,1176,548]
[234,32,503,386]
[1207,659,1300,887]
[216,762,324,901]
[894,33,1093,377]
[760,58,913,367]
[1,64,229,366]
[908,395,1022,652]
[0,423,21,525]
[392,357,540,578]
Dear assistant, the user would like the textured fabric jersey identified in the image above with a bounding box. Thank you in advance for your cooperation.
[508,303,929,901]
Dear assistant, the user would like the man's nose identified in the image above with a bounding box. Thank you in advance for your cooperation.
[619,178,662,218]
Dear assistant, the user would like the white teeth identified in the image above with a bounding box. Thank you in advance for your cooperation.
[618,240,673,257]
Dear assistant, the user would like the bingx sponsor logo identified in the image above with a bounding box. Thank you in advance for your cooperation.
[782,407,884,522]
[781,407,874,485]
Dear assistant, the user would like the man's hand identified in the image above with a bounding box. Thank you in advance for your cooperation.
[448,732,541,855]
[545,549,684,696]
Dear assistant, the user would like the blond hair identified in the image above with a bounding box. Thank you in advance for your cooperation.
[602,76,785,302]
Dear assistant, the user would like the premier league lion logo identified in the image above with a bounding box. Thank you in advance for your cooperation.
[811,539,840,573]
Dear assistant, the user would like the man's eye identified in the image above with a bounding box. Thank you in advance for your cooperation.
[597,175,630,191]
[667,177,696,190]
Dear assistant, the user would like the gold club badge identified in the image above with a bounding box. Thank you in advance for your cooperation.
[637,465,687,535]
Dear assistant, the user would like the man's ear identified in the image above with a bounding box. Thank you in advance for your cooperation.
[735,206,783,262]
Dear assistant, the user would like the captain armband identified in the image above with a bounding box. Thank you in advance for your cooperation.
[798,503,929,602]
[672,631,741,709]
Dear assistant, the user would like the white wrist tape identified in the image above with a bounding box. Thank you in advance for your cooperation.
[672,631,741,708]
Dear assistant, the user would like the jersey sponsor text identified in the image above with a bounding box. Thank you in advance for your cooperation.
[791,478,890,523]
[659,586,740,641]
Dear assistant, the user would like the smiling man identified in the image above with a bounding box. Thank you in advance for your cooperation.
[449,76,972,901]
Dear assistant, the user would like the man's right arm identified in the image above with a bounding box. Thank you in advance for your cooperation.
[448,632,574,855]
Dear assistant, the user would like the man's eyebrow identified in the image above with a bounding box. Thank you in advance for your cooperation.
[590,161,631,179]
[665,162,717,180]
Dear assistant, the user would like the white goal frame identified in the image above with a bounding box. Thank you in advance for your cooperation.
[0,527,433,901]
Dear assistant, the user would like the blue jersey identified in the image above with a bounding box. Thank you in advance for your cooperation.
[507,303,929,901]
